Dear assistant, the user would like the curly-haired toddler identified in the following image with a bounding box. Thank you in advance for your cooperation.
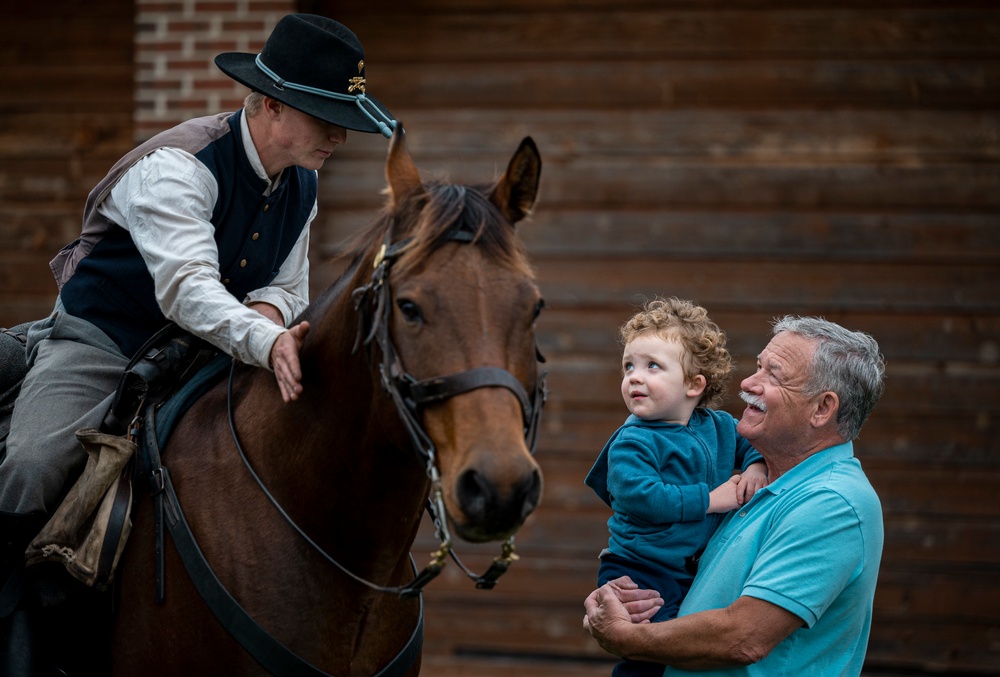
[585,297,768,677]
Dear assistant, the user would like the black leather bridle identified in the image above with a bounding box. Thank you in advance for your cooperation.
[350,227,547,595]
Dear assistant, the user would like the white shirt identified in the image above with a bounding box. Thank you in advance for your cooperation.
[96,112,315,369]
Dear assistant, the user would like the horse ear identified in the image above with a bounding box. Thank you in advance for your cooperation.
[490,137,541,226]
[385,125,423,207]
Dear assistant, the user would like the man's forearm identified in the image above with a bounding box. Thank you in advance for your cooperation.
[248,301,285,326]
[609,597,802,670]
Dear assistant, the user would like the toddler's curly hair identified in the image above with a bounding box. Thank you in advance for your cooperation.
[620,297,733,409]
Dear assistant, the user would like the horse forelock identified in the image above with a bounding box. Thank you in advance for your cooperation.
[303,178,534,328]
[392,181,533,279]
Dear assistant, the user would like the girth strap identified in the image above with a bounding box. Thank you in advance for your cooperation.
[152,465,424,677]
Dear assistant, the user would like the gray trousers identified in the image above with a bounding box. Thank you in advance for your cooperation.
[0,300,128,514]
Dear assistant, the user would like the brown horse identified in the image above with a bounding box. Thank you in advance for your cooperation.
[111,131,545,675]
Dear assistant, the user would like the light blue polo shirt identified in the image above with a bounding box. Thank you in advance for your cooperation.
[666,442,884,677]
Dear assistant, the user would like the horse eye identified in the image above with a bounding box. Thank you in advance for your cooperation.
[532,298,545,321]
[396,298,423,323]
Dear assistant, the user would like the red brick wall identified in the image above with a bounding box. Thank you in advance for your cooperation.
[0,2,304,327]
[134,0,298,142]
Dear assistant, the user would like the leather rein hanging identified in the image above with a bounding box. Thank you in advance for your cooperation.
[230,227,546,601]
[144,227,545,677]
[144,377,423,677]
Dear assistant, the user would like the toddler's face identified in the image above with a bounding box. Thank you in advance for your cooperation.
[620,333,698,423]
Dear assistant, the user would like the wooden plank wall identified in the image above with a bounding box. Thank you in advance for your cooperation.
[0,0,135,325]
[311,1,1000,675]
[1,1,997,674]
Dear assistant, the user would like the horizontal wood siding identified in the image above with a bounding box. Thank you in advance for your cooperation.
[1,1,997,674]
[320,2,1000,674]
[0,1,135,324]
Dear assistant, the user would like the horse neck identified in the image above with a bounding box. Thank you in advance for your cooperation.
[234,276,430,582]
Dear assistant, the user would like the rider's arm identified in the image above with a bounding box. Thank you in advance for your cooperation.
[98,147,287,369]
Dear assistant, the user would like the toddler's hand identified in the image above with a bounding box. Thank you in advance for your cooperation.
[736,462,769,505]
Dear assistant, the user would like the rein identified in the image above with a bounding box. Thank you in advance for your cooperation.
[144,395,423,677]
[223,227,545,598]
[143,227,545,676]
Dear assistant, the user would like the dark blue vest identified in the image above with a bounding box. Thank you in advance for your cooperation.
[59,112,315,358]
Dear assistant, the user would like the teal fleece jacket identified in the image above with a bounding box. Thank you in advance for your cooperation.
[585,408,762,579]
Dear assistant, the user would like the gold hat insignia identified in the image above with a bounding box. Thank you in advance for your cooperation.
[348,60,366,93]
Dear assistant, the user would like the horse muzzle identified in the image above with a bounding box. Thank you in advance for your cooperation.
[449,461,542,543]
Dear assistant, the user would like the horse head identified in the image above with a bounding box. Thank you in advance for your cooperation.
[353,129,545,544]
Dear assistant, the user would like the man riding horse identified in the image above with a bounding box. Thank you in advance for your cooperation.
[0,13,397,665]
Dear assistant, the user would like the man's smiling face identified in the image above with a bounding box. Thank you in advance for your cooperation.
[737,331,819,455]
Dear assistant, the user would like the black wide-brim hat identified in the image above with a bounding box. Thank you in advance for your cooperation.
[215,14,397,138]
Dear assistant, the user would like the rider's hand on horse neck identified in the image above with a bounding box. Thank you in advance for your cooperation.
[270,322,310,403]
[249,301,309,403]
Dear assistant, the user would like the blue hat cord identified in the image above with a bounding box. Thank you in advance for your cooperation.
[254,54,397,138]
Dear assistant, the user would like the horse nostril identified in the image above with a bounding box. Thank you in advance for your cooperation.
[456,467,542,530]
[520,469,542,521]
[457,469,491,519]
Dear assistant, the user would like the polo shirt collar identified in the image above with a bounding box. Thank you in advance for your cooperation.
[759,441,854,497]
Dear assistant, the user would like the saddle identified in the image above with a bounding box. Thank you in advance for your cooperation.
[4,323,219,590]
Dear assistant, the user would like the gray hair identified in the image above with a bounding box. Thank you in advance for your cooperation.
[772,316,886,440]
[243,91,265,117]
